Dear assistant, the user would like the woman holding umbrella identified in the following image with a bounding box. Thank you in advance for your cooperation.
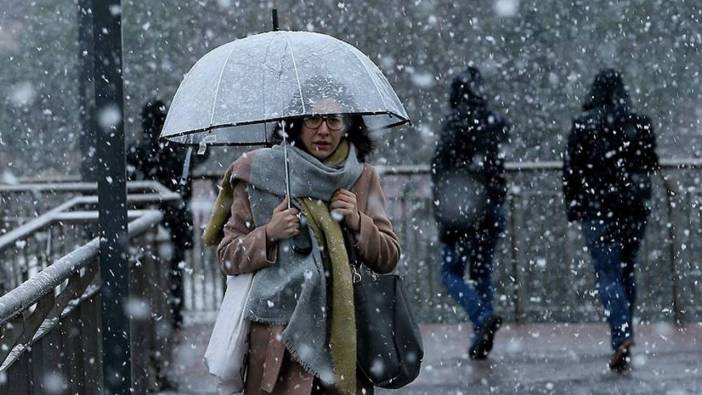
[162,29,412,394]
[206,79,401,394]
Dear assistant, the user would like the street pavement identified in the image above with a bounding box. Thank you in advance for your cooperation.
[159,321,702,395]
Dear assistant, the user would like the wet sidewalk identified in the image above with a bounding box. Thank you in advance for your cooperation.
[160,321,702,395]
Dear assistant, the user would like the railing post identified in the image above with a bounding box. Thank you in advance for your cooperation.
[79,279,103,394]
[129,236,156,394]
[662,173,685,325]
[509,190,524,323]
[5,348,30,394]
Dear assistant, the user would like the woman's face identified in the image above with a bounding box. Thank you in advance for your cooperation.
[299,98,346,161]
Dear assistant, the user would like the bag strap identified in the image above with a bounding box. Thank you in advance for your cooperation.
[341,225,363,284]
[344,164,377,283]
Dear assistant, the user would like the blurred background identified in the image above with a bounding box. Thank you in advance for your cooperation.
[2,1,702,394]
[2,0,702,178]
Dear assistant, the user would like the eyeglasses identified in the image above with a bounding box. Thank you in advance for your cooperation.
[302,115,346,131]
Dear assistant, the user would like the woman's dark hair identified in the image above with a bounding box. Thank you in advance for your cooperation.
[269,115,375,163]
[268,76,374,162]
[582,68,632,111]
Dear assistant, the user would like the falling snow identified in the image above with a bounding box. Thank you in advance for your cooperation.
[1,1,702,395]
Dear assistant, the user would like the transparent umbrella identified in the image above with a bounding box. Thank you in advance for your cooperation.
[160,29,409,206]
[160,30,409,146]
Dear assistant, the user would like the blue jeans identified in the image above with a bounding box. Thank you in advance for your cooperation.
[582,216,647,350]
[441,205,505,336]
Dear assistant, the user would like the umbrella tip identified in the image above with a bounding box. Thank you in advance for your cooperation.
[272,8,279,31]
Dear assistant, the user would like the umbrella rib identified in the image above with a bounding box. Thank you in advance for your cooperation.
[282,32,306,114]
[338,40,390,111]
[209,43,239,128]
[261,36,276,143]
[162,69,187,139]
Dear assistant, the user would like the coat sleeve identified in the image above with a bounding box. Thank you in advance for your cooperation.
[563,120,585,222]
[216,181,277,275]
[353,168,401,274]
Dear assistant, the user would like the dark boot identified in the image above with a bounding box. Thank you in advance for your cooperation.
[609,339,634,373]
[469,315,503,360]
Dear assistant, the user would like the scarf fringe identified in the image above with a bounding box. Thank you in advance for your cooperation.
[282,333,336,385]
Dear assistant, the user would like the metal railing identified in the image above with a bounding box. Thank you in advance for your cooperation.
[0,210,168,394]
[376,160,702,324]
[0,160,698,392]
[0,182,180,294]
[0,181,182,393]
[0,180,179,232]
[188,159,702,324]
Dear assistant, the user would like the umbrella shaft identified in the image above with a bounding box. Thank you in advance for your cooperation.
[282,121,292,209]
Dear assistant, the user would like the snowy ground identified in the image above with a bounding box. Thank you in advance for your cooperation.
[160,321,702,395]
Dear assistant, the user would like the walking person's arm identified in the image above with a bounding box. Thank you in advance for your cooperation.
[336,168,400,274]
[563,121,586,222]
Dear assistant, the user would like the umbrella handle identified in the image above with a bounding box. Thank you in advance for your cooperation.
[272,8,279,31]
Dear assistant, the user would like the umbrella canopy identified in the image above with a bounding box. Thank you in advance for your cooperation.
[161,30,409,146]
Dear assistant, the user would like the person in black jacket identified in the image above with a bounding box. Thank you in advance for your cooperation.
[431,66,510,359]
[563,69,659,372]
[127,99,210,329]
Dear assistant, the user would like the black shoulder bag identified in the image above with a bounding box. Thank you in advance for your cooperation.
[344,228,424,389]
[432,167,488,232]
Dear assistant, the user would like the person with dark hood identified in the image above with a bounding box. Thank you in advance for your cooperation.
[431,66,510,360]
[127,99,210,329]
[563,69,659,373]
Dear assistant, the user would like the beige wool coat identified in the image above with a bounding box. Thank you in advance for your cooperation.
[217,163,401,395]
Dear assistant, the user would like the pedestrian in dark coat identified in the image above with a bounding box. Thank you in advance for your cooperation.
[127,99,210,329]
[431,66,510,359]
[563,68,659,372]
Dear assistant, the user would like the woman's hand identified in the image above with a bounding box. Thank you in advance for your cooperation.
[265,197,300,242]
[330,189,361,231]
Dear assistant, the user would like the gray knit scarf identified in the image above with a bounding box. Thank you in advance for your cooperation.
[238,143,363,385]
